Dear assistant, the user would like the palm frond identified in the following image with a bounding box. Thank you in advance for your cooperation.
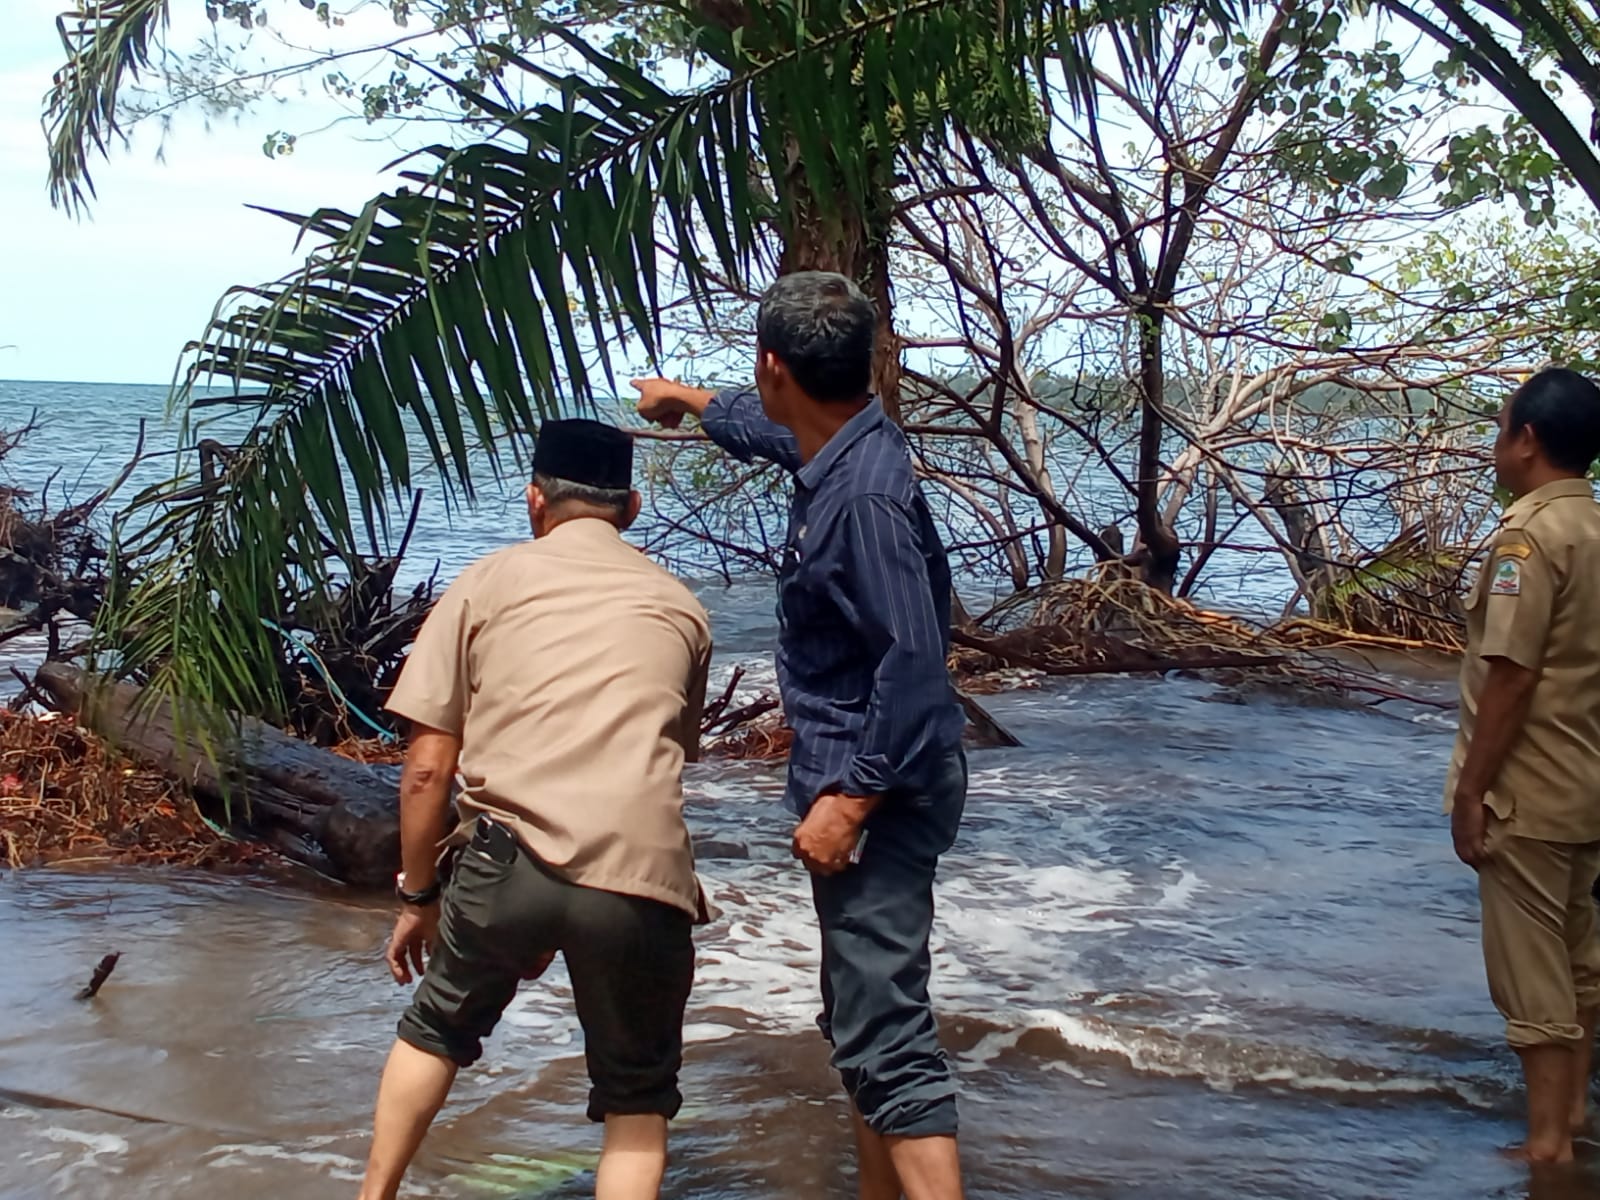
[1313,525,1465,644]
[45,0,172,215]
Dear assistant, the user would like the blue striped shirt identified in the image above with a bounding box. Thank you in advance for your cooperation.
[702,389,966,814]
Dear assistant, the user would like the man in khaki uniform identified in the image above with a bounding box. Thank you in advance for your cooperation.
[1448,366,1600,1165]
[356,419,713,1200]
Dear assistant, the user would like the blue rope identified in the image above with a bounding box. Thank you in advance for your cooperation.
[260,618,399,743]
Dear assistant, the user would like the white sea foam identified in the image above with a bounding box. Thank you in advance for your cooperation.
[682,1022,742,1044]
[999,1007,1498,1107]
[25,1125,130,1191]
[1156,866,1204,909]
[204,1142,365,1178]
[41,1126,129,1156]
[1040,1060,1110,1087]
[958,1028,1026,1069]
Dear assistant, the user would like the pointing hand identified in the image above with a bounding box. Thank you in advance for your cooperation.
[632,377,687,429]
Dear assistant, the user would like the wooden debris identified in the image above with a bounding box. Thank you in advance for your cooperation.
[34,663,401,886]
[955,577,1290,680]
[271,493,438,746]
[950,576,1452,709]
[705,711,794,761]
[957,691,1022,748]
[0,708,259,870]
[952,626,1285,678]
[0,420,142,658]
[76,952,120,1001]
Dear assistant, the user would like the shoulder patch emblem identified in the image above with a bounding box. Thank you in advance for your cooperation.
[1495,543,1533,560]
[1490,557,1522,596]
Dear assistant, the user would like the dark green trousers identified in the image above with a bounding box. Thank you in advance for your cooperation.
[398,817,694,1122]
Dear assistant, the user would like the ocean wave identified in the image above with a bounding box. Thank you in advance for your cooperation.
[948,1008,1507,1110]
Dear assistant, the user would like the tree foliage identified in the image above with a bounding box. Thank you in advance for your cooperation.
[41,0,1600,720]
[55,0,1233,721]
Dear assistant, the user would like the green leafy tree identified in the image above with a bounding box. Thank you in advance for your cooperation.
[47,0,1225,721]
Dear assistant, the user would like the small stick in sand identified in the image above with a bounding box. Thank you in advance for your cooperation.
[76,952,120,1001]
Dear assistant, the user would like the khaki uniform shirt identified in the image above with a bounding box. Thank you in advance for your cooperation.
[388,518,713,918]
[1446,478,1600,843]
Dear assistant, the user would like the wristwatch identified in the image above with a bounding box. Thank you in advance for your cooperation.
[395,872,442,907]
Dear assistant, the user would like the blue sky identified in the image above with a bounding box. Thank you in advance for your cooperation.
[0,1,420,385]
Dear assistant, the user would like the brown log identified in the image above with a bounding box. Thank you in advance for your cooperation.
[34,663,400,887]
[957,691,1022,749]
[950,628,1285,678]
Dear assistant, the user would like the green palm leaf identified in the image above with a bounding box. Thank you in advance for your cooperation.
[45,0,172,215]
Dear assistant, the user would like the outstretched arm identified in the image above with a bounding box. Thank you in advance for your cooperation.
[633,377,717,428]
[633,378,801,472]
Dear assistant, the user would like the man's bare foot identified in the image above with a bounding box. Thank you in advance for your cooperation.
[1571,1106,1590,1138]
[1499,1141,1576,1166]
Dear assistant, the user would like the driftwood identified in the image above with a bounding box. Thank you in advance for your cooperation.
[0,420,142,653]
[76,953,120,1001]
[35,663,400,887]
[957,691,1022,747]
[269,489,436,745]
[951,627,1285,678]
[699,666,783,736]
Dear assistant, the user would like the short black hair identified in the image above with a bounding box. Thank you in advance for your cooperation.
[1507,367,1600,474]
[755,271,877,403]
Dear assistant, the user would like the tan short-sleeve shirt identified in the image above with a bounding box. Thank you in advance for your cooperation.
[387,518,713,918]
[1446,478,1600,842]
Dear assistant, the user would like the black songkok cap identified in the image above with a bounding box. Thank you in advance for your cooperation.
[532,419,634,489]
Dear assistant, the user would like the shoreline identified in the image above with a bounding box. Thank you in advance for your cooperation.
[0,631,1461,882]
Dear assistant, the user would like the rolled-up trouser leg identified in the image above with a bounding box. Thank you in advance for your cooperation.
[1479,823,1600,1048]
[563,886,695,1124]
[1564,842,1600,1016]
[811,752,966,1138]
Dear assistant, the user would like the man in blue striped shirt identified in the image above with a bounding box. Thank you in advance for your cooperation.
[636,271,968,1200]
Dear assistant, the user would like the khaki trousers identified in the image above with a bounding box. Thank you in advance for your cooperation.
[1479,820,1600,1047]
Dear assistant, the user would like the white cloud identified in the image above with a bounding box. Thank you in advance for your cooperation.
[0,0,440,383]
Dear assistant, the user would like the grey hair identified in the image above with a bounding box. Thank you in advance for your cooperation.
[755,271,877,402]
[533,473,631,518]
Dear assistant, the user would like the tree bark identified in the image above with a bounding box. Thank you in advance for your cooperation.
[1134,314,1183,592]
[34,662,401,887]
[695,0,903,419]
[1263,466,1332,591]
[1121,3,1292,595]
[775,152,903,420]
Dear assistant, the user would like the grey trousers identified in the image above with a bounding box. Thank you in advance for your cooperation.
[811,750,967,1137]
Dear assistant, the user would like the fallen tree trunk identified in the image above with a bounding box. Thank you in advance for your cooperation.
[957,691,1022,748]
[950,627,1286,678]
[33,663,1021,884]
[34,663,400,888]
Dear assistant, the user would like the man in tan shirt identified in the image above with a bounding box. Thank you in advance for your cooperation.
[356,419,712,1200]
[1447,366,1600,1165]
